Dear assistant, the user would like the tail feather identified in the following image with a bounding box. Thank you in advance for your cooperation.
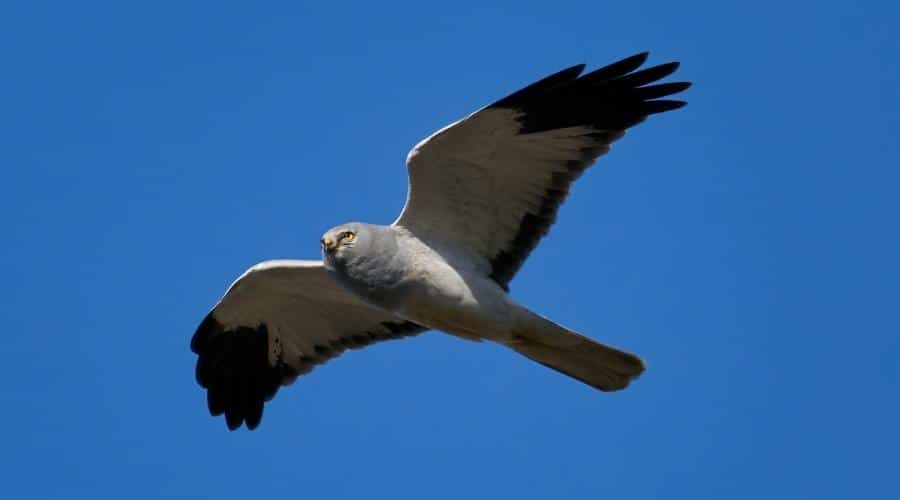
[508,315,645,391]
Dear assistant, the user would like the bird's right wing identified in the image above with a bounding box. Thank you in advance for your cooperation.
[190,260,426,431]
[394,53,689,289]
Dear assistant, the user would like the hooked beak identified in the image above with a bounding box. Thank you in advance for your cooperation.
[321,236,335,253]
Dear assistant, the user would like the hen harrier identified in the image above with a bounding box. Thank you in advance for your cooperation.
[191,52,690,430]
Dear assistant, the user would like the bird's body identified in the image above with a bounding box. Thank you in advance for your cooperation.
[191,52,691,430]
[323,224,515,342]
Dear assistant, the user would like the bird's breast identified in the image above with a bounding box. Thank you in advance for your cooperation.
[327,253,413,312]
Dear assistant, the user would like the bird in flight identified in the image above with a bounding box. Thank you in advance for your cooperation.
[191,52,690,430]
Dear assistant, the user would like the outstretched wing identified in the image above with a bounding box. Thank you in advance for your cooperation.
[190,260,426,430]
[395,52,690,289]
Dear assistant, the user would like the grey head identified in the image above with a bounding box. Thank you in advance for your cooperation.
[321,222,369,267]
[320,221,399,275]
[320,222,406,307]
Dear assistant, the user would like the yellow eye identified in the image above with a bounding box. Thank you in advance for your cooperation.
[343,231,355,242]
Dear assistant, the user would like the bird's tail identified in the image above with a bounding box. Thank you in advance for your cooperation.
[505,311,645,391]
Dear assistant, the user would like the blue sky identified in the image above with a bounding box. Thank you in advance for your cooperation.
[3,1,898,498]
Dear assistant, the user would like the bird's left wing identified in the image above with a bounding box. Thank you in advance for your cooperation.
[394,52,690,289]
[190,260,426,430]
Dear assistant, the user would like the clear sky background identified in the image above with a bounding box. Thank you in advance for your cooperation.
[3,1,898,499]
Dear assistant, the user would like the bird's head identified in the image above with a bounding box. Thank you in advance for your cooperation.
[321,222,369,266]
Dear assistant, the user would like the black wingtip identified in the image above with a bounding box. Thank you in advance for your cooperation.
[245,401,263,430]
[581,52,649,83]
[190,312,220,354]
[225,410,242,431]
[555,63,587,79]
[636,81,692,98]
[642,99,688,115]
[491,63,585,108]
[192,317,287,432]
[608,51,651,70]
[207,389,225,416]
[485,51,691,136]
[616,61,681,88]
